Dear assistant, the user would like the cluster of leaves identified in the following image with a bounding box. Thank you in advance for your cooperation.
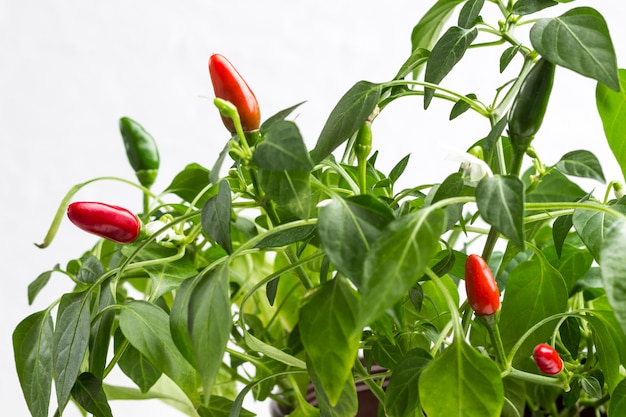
[13,1,626,417]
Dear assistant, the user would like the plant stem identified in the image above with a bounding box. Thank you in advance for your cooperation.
[353,358,386,404]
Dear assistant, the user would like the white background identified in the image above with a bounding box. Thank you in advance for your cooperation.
[2,1,625,416]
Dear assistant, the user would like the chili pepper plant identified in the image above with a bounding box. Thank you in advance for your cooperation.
[13,1,626,416]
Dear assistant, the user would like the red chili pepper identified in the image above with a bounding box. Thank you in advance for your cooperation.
[464,254,501,316]
[208,54,260,133]
[67,202,141,244]
[533,343,563,375]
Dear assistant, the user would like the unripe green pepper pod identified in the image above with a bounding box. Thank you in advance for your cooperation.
[354,122,372,161]
[507,58,556,154]
[119,117,160,188]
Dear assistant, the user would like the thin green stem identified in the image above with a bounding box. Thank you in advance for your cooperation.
[353,358,387,403]
[425,268,464,339]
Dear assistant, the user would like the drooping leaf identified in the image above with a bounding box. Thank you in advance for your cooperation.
[530,7,620,91]
[70,373,113,417]
[299,277,361,406]
[559,317,581,359]
[599,219,626,335]
[587,315,622,392]
[411,0,465,57]
[169,277,199,368]
[310,81,381,163]
[115,330,162,393]
[424,26,478,109]
[13,311,54,417]
[27,266,58,305]
[202,179,233,254]
[458,0,485,29]
[500,46,521,73]
[555,150,605,183]
[419,341,504,417]
[476,175,525,250]
[512,0,558,15]
[254,121,314,171]
[596,69,626,181]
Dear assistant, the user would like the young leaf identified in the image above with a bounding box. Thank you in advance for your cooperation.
[13,311,54,417]
[476,175,525,250]
[299,277,361,406]
[310,81,381,163]
[596,69,626,180]
[480,116,508,166]
[555,150,605,182]
[202,179,233,254]
[512,0,558,15]
[411,0,465,54]
[394,48,429,80]
[70,373,113,417]
[254,121,314,171]
[500,46,520,73]
[389,154,411,185]
[424,26,478,109]
[458,0,484,29]
[530,7,620,91]
[419,341,504,417]
[260,101,305,134]
[600,219,626,335]
[258,169,310,219]
[243,331,306,369]
[27,266,58,305]
[54,291,92,412]
[559,317,581,358]
[360,208,446,325]
[449,94,477,120]
[254,224,316,249]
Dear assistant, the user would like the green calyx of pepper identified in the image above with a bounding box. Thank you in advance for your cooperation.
[119,117,160,188]
[507,58,556,154]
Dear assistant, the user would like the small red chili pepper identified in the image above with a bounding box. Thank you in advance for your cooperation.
[464,254,501,316]
[533,343,563,375]
[208,54,260,133]
[67,202,141,244]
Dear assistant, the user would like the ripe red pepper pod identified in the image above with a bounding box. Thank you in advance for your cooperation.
[464,254,501,316]
[532,343,563,375]
[208,54,260,133]
[67,202,141,244]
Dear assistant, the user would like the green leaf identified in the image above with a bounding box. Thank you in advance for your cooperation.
[500,46,520,73]
[202,180,233,254]
[394,48,429,80]
[28,266,58,305]
[76,255,105,284]
[209,143,230,186]
[530,7,619,91]
[476,175,525,250]
[89,278,116,379]
[118,300,200,402]
[169,277,198,368]
[299,277,361,406]
[559,317,581,358]
[360,208,445,325]
[555,150,605,183]
[306,354,358,417]
[243,331,306,369]
[70,373,113,417]
[311,81,381,163]
[524,169,586,203]
[54,291,92,412]
[115,330,162,393]
[254,224,316,249]
[587,315,621,392]
[13,311,54,417]
[164,163,213,206]
[608,379,626,416]
[142,248,198,300]
[449,94,477,120]
[498,254,568,358]
[552,213,573,259]
[419,341,504,417]
[458,0,484,29]
[318,195,394,288]
[600,219,626,335]
[480,116,508,165]
[596,69,626,181]
[572,202,626,261]
[258,169,310,219]
[384,349,431,417]
[197,396,256,417]
[424,26,477,109]
[544,243,593,292]
[260,101,305,134]
[411,0,465,57]
[512,0,558,15]
[389,154,411,185]
[254,121,314,171]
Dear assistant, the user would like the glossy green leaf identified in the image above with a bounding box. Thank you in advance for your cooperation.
[299,277,361,406]
[530,7,619,91]
[458,0,484,29]
[597,69,626,181]
[360,208,446,325]
[499,254,568,358]
[115,330,162,393]
[258,169,310,219]
[512,0,557,15]
[196,396,256,417]
[424,26,477,108]
[600,219,626,334]
[202,180,233,254]
[311,81,381,163]
[118,300,199,402]
[103,377,197,415]
[260,101,305,134]
[187,266,231,403]
[411,0,465,53]
[70,373,113,417]
[476,175,525,249]
[449,93,477,120]
[254,121,313,171]
[555,150,605,183]
[76,255,105,284]
[608,379,626,416]
[13,311,54,417]
[54,291,92,412]
[389,154,411,185]
[165,163,213,206]
[419,341,504,417]
[384,350,431,417]
[318,195,394,287]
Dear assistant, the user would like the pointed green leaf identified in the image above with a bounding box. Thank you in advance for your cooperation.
[384,350,432,417]
[587,315,621,392]
[524,169,586,203]
[572,202,626,261]
[476,175,525,249]
[202,180,233,254]
[89,278,116,379]
[311,81,381,163]
[54,291,92,412]
[597,69,626,181]
[424,26,478,108]
[76,255,105,284]
[555,150,605,182]
[299,277,361,406]
[243,331,306,369]
[260,101,305,134]
[170,277,198,368]
[600,219,626,335]
[512,0,558,15]
[530,7,619,91]
[115,330,162,393]
[458,0,484,29]
[143,248,198,300]
[500,46,520,73]
[419,342,504,417]
[28,266,58,305]
[13,311,54,417]
[254,224,316,249]
[449,94,477,120]
[254,121,313,171]
[361,208,446,325]
[394,48,429,80]
[258,169,310,219]
[70,373,113,417]
[411,0,465,55]
[165,163,213,206]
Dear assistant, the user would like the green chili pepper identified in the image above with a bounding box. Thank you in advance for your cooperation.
[354,122,372,162]
[119,117,160,188]
[507,58,556,154]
